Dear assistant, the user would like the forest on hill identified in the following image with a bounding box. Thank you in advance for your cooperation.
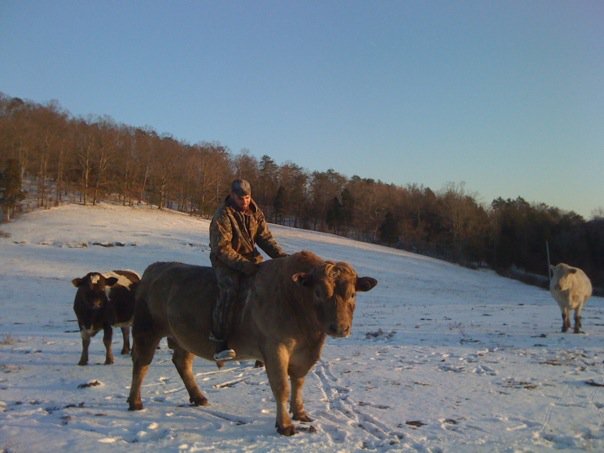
[1,92,603,289]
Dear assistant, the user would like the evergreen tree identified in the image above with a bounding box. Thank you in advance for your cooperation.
[341,188,354,227]
[326,196,344,233]
[273,185,286,223]
[378,211,400,245]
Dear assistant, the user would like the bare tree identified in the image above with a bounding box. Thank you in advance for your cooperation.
[74,120,95,205]
[232,150,259,186]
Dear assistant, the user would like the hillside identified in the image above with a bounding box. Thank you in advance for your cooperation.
[0,203,602,452]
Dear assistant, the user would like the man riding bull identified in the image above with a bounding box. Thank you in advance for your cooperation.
[209,178,288,362]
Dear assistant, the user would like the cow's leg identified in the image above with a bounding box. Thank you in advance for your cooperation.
[264,345,295,436]
[170,341,208,406]
[290,375,312,422]
[102,325,114,364]
[561,308,570,333]
[120,326,131,355]
[78,329,92,366]
[573,308,583,334]
[127,333,161,411]
[128,298,161,411]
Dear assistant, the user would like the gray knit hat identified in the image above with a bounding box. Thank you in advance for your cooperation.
[231,179,252,197]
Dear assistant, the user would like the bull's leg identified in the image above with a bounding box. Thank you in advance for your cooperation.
[127,333,161,410]
[170,342,208,406]
[264,345,295,436]
[102,325,114,364]
[561,308,570,333]
[290,375,312,422]
[120,326,131,355]
[128,296,162,411]
[78,329,92,366]
[574,308,583,334]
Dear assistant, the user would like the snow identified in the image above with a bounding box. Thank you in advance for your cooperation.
[0,203,602,452]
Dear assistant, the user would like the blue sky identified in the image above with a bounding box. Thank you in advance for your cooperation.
[2,1,603,217]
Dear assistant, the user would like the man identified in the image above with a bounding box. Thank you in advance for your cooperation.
[209,179,287,361]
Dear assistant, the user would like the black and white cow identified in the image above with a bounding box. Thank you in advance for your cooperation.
[71,270,140,365]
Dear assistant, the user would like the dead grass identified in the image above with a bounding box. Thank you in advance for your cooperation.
[0,334,17,346]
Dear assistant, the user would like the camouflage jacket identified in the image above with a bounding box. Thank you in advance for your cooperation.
[209,196,286,272]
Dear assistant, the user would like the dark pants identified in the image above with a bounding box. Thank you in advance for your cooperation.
[211,261,242,343]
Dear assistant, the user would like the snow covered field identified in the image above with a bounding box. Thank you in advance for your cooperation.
[0,203,602,452]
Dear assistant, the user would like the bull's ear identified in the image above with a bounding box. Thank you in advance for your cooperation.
[569,268,577,274]
[105,277,119,286]
[549,265,554,271]
[72,278,83,287]
[292,272,313,287]
[356,276,377,292]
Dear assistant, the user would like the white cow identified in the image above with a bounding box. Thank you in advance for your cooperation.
[549,263,592,333]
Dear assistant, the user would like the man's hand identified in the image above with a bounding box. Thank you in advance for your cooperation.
[241,261,259,276]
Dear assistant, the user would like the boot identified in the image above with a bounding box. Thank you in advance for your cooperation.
[209,333,236,361]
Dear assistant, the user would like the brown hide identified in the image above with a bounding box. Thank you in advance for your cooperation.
[128,251,377,436]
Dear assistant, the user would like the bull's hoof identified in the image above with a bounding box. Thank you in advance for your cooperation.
[121,348,131,355]
[293,412,313,423]
[190,396,209,406]
[276,423,296,436]
[254,360,264,368]
[104,358,114,365]
[128,399,144,411]
[78,360,88,366]
[215,360,225,369]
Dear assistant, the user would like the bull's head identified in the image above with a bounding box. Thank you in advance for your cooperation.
[292,262,377,337]
[550,263,577,291]
[72,272,119,329]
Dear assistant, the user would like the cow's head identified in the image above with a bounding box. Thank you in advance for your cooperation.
[292,261,377,337]
[550,263,577,291]
[72,272,119,329]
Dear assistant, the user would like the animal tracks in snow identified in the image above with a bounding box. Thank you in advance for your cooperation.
[311,359,406,449]
[304,341,604,451]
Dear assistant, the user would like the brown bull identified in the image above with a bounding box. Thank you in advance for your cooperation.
[127,250,377,435]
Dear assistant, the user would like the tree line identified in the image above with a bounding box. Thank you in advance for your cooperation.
[1,92,603,289]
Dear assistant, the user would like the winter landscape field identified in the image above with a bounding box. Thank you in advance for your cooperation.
[0,203,602,452]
